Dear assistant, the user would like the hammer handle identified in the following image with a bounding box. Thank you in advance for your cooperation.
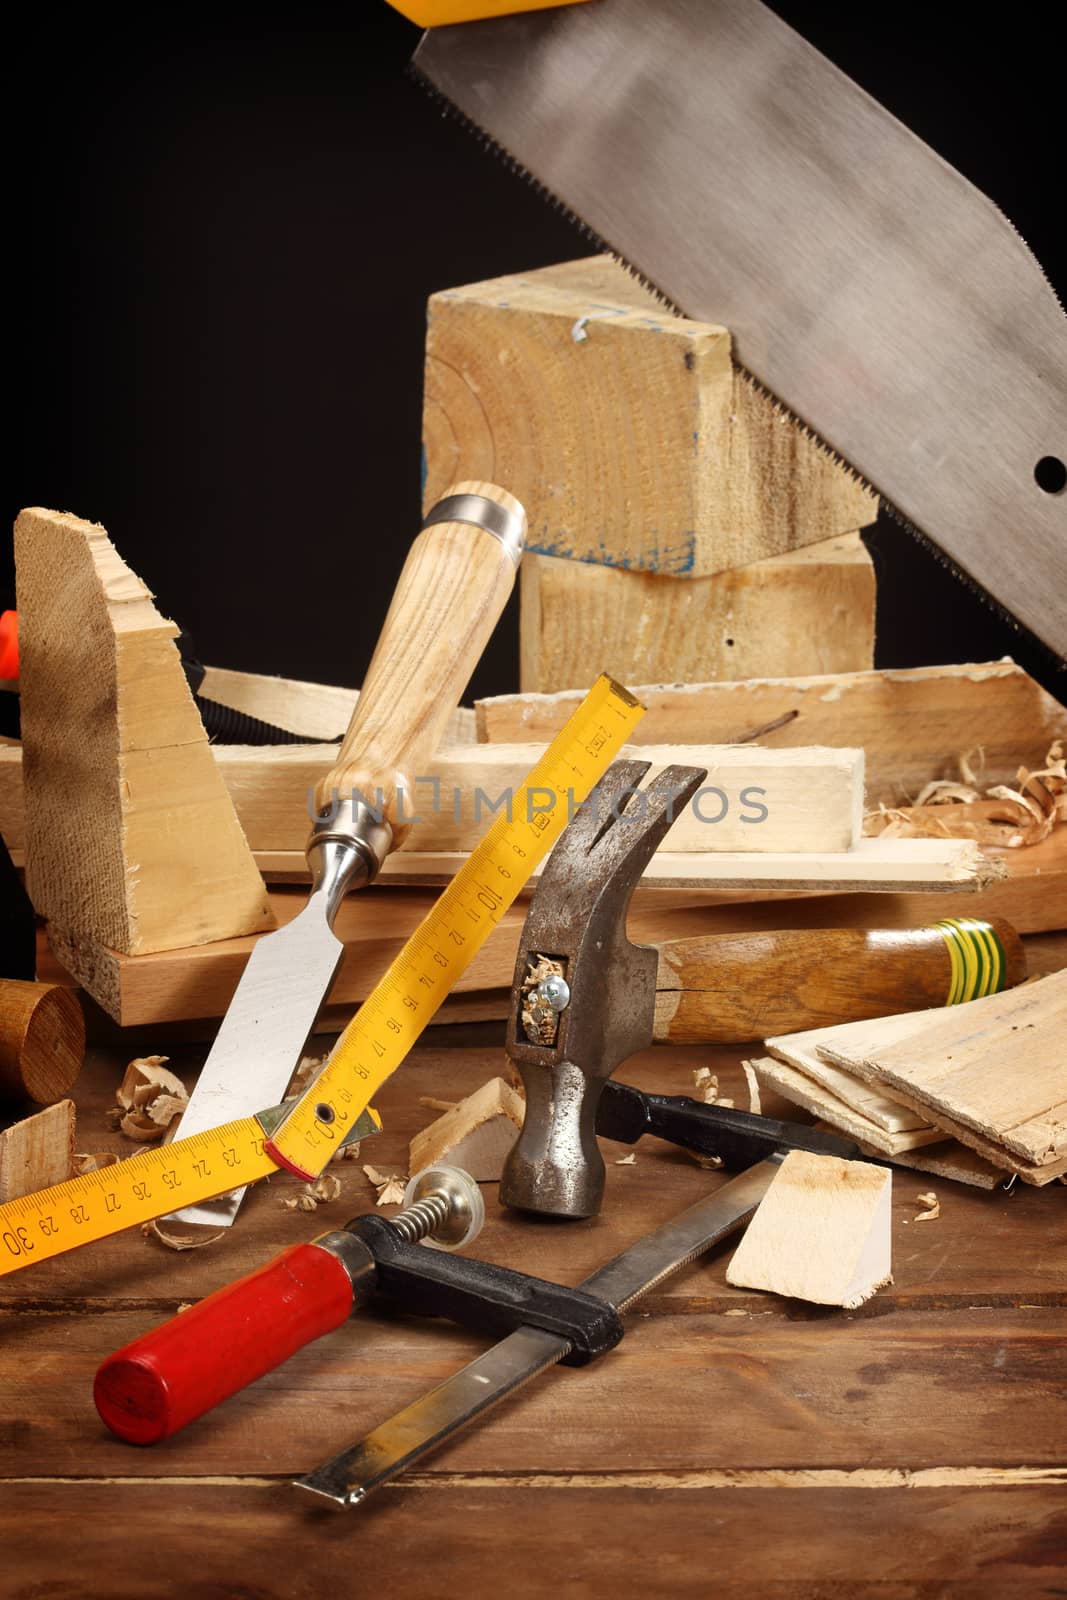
[312,481,524,839]
[653,919,1025,1044]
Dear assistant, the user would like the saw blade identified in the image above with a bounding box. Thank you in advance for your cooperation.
[413,0,1067,661]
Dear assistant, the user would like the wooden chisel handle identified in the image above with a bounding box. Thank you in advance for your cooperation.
[312,481,525,846]
[653,918,1026,1044]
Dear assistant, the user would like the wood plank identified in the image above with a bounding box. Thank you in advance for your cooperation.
[476,661,1067,807]
[520,535,875,694]
[1,1482,1063,1600]
[0,738,868,856]
[424,255,876,576]
[1,1042,1062,1313]
[749,1054,949,1154]
[45,836,1001,1028]
[822,973,1067,1167]
[1,1301,1061,1477]
[12,509,273,956]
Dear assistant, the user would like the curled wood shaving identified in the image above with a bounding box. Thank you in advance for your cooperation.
[72,1151,119,1176]
[110,1056,189,1142]
[419,1096,459,1114]
[913,1191,940,1223]
[331,1141,362,1163]
[281,1173,343,1212]
[364,1164,407,1206]
[289,1053,328,1097]
[615,1152,637,1166]
[688,1068,726,1168]
[865,740,1066,848]
[142,1219,226,1252]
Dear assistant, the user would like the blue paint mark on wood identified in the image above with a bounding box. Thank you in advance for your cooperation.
[527,529,697,575]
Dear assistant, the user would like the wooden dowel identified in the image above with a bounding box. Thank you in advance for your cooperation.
[0,979,85,1105]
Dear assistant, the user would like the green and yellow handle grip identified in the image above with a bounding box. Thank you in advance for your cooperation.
[652,917,1025,1044]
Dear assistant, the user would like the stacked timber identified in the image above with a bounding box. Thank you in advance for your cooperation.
[422,255,879,692]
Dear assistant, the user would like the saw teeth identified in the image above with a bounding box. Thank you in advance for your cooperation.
[408,63,1067,680]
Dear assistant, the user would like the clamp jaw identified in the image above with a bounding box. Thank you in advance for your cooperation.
[501,760,707,1219]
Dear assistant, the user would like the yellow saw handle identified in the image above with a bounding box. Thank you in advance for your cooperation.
[387,2,592,25]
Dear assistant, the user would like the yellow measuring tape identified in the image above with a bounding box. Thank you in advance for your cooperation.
[0,676,643,1278]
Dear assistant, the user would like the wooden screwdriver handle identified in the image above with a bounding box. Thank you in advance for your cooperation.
[312,481,525,842]
[653,918,1026,1044]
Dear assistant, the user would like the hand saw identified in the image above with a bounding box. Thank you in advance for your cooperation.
[167,481,525,1231]
[412,0,1067,663]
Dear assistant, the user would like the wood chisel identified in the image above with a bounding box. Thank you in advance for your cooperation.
[412,0,1067,662]
[169,481,526,1230]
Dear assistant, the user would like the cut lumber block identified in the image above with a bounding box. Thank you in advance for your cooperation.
[199,666,476,747]
[725,1149,893,1308]
[0,1097,75,1202]
[820,973,1067,1173]
[423,255,876,577]
[476,661,1067,807]
[520,536,875,694]
[13,509,274,956]
[0,979,84,1106]
[409,1077,524,1181]
[850,1134,1002,1190]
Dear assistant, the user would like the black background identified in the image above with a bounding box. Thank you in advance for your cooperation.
[7,3,1065,702]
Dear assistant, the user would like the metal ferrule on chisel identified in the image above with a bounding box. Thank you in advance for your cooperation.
[305,796,394,916]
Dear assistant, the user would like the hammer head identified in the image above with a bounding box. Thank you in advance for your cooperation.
[500,759,707,1219]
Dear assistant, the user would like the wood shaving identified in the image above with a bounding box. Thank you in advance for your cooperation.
[110,1056,189,1141]
[418,1096,459,1114]
[615,1152,637,1166]
[142,1219,226,1252]
[289,1053,328,1097]
[520,954,566,1046]
[281,1173,342,1211]
[865,740,1066,848]
[741,1061,762,1116]
[913,1191,941,1223]
[364,1164,407,1206]
[331,1141,362,1163]
[688,1067,729,1167]
[72,1151,119,1176]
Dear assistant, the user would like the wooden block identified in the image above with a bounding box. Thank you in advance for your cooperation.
[0,1097,75,1202]
[820,973,1067,1170]
[409,1077,524,1181]
[476,660,1067,808]
[520,536,875,694]
[424,255,876,578]
[725,1149,893,1308]
[13,509,274,956]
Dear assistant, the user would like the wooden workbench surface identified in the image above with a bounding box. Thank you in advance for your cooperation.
[2,943,1066,1596]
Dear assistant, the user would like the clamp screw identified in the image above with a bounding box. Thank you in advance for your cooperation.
[395,1165,485,1251]
[536,975,571,1013]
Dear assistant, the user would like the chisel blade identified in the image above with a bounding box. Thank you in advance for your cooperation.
[166,884,355,1228]
[296,1157,782,1505]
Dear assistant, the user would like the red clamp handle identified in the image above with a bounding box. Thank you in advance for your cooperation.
[94,1242,355,1445]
